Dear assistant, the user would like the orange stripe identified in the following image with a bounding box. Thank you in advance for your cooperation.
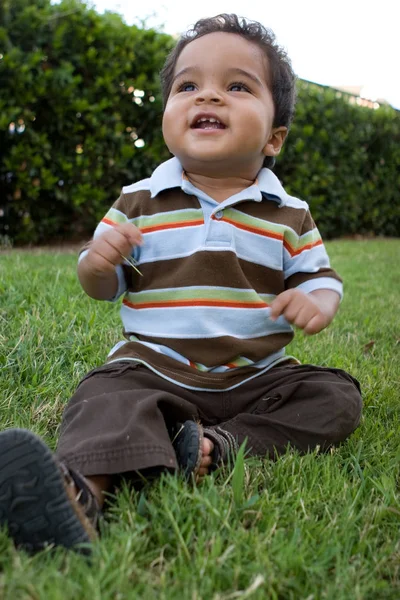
[218,217,283,241]
[101,217,117,226]
[283,238,323,257]
[141,220,203,234]
[101,218,203,232]
[123,299,268,310]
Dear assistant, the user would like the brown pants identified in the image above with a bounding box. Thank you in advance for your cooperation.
[56,361,362,477]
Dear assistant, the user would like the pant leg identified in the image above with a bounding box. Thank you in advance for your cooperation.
[217,364,362,458]
[56,362,201,477]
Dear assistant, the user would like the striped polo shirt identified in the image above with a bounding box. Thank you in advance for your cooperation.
[81,157,342,391]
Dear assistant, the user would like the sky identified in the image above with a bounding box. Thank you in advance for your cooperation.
[90,0,400,109]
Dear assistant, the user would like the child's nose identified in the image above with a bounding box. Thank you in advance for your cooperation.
[195,87,223,104]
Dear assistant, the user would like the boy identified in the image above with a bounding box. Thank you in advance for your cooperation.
[0,14,362,553]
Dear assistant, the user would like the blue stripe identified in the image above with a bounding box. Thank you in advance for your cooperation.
[284,244,331,278]
[134,220,284,270]
[120,304,292,338]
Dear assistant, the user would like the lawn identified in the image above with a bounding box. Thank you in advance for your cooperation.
[0,239,399,600]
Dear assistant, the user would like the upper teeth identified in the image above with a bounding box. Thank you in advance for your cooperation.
[198,117,220,123]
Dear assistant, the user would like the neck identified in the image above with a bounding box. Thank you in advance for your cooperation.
[185,171,256,203]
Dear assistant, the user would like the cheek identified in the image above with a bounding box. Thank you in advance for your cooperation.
[162,111,173,144]
[163,103,187,144]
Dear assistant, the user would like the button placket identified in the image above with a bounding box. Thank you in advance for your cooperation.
[205,209,231,246]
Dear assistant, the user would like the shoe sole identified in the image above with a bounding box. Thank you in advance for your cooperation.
[0,429,95,553]
[173,421,203,479]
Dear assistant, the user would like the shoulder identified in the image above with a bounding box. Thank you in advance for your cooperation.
[258,168,309,212]
[114,182,152,220]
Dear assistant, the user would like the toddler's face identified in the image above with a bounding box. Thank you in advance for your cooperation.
[162,32,286,177]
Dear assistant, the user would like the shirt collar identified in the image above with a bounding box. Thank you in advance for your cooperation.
[149,156,288,206]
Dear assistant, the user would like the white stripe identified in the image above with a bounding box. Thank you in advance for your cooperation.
[120,304,292,338]
[111,265,128,300]
[296,277,343,298]
[234,229,283,270]
[134,222,284,270]
[78,249,88,263]
[136,225,205,263]
[93,221,113,238]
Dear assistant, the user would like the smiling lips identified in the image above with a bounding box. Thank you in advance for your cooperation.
[191,114,226,129]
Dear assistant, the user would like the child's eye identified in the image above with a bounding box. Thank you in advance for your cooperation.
[229,82,250,93]
[178,82,197,92]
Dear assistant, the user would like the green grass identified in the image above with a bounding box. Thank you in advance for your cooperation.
[0,240,399,600]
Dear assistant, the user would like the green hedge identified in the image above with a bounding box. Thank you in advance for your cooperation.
[275,81,400,238]
[0,0,172,244]
[1,0,399,244]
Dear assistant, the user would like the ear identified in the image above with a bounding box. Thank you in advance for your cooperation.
[263,126,288,157]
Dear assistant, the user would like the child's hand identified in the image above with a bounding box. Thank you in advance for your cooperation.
[269,289,333,335]
[85,223,143,275]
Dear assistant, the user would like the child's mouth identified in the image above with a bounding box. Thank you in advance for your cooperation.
[192,117,226,130]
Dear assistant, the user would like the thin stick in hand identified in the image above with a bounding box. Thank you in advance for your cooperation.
[120,253,143,276]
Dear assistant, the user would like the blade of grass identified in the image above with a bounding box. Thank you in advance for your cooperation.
[120,253,143,276]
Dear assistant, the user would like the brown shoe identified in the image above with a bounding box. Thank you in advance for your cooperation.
[0,429,100,554]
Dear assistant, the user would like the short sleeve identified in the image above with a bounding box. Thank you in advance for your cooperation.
[283,211,343,298]
[77,192,134,301]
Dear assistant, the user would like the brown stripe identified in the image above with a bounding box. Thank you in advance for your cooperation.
[128,332,293,367]
[121,188,198,218]
[107,333,292,390]
[107,334,293,390]
[285,269,342,289]
[135,253,285,296]
[110,188,317,243]
[119,190,313,238]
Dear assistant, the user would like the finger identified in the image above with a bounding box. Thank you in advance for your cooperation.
[292,305,316,330]
[269,290,294,320]
[89,241,131,274]
[117,222,143,247]
[89,236,124,268]
[303,314,326,335]
[100,230,132,264]
[280,292,312,324]
[100,227,139,263]
[86,245,118,273]
[282,301,305,324]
